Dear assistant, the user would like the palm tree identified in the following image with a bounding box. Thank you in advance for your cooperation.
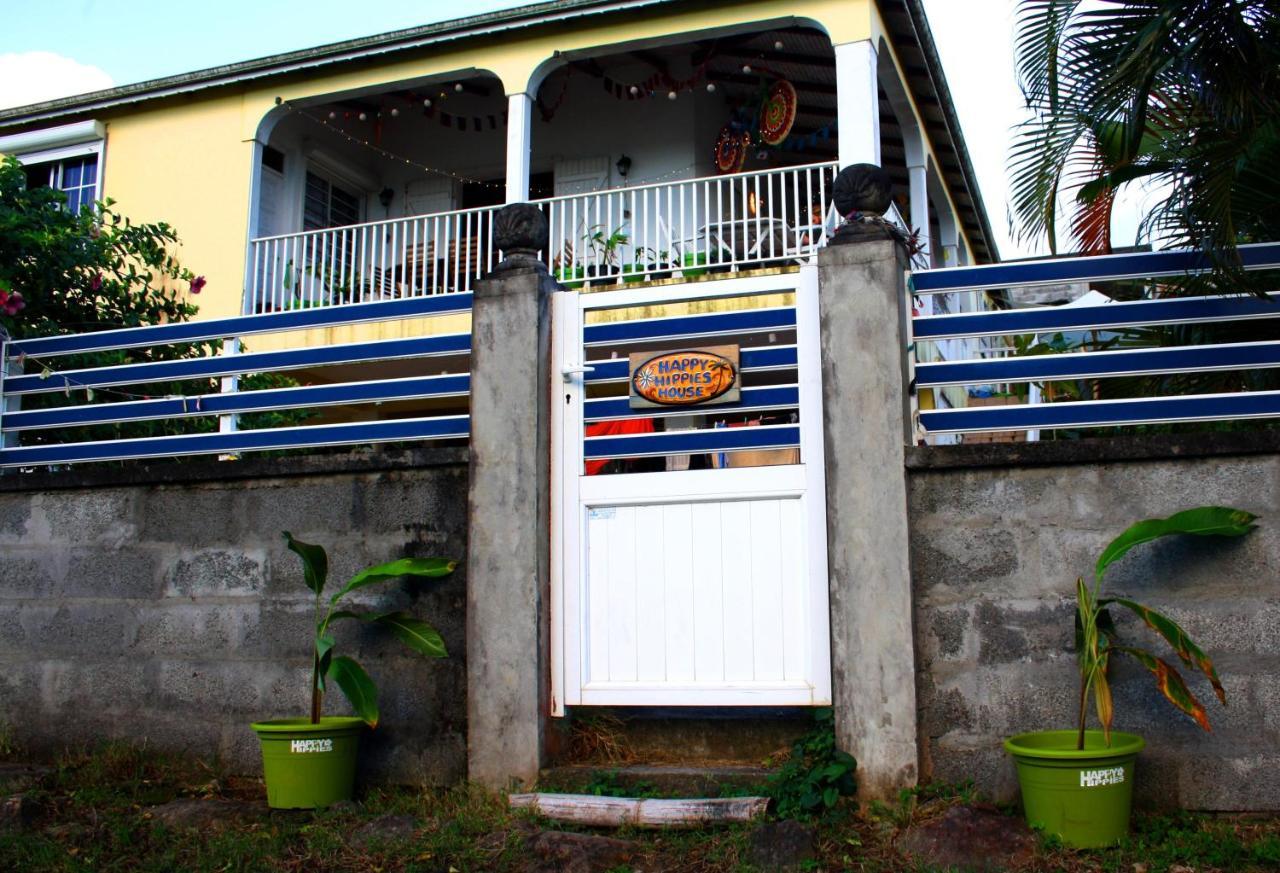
[1009,1,1279,293]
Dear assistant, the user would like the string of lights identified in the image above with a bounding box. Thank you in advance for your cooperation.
[282,102,507,189]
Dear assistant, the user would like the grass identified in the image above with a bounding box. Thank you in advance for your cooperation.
[2,742,1279,872]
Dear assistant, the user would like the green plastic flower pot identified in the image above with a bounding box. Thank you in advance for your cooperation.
[251,717,365,809]
[1004,729,1144,848]
[679,253,709,277]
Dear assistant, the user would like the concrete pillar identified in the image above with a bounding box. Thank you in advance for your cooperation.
[817,235,919,802]
[505,93,533,204]
[834,40,880,169]
[465,238,555,788]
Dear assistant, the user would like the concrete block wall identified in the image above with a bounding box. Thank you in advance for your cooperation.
[908,440,1280,810]
[0,449,469,784]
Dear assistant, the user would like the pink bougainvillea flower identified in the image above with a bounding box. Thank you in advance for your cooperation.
[190,276,206,295]
[0,289,24,316]
[90,272,103,291]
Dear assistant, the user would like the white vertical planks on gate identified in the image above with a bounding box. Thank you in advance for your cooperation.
[551,270,831,714]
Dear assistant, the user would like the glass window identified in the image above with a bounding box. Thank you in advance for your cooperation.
[303,170,363,231]
[21,154,99,212]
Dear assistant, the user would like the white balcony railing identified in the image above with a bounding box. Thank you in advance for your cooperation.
[245,162,840,312]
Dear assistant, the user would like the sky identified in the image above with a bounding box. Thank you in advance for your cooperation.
[0,0,1149,260]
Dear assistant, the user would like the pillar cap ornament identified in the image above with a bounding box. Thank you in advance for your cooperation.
[491,203,549,274]
[829,163,915,253]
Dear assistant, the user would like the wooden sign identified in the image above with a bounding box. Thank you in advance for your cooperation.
[629,345,740,408]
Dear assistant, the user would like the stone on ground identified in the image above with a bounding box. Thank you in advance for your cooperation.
[350,813,419,848]
[0,792,43,831]
[148,798,268,832]
[899,804,1036,872]
[749,820,818,870]
[529,830,645,873]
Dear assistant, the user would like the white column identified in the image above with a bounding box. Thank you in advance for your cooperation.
[908,161,930,268]
[939,221,960,270]
[834,40,880,169]
[506,93,533,204]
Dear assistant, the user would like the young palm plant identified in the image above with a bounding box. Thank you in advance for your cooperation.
[1010,1,1279,292]
[1074,506,1257,750]
[284,532,455,727]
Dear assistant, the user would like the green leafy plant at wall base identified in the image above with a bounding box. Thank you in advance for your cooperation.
[284,532,455,727]
[1075,506,1259,749]
[766,708,857,819]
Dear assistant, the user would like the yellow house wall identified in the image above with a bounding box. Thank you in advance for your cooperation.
[101,95,257,321]
[92,0,872,349]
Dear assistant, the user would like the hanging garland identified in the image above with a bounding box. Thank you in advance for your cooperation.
[758,79,798,146]
[420,105,507,132]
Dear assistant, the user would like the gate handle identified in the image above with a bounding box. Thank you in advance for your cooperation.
[561,364,596,382]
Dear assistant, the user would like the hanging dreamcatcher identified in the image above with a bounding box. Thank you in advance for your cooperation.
[714,124,751,174]
[758,79,798,146]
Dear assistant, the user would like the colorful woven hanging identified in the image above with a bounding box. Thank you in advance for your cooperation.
[715,125,751,174]
[758,80,798,146]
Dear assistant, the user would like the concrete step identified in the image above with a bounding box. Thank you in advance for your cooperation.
[552,709,811,766]
[539,763,774,798]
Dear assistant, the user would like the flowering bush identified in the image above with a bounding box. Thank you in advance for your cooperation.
[0,155,308,450]
[0,156,205,340]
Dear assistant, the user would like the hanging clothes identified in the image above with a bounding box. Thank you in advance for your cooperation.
[584,418,656,475]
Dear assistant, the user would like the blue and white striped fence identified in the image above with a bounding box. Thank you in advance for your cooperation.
[909,242,1280,438]
[0,294,473,467]
[556,273,813,467]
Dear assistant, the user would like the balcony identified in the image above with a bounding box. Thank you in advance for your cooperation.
[246,162,841,312]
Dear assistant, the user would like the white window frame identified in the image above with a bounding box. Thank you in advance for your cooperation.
[0,120,106,207]
[302,163,366,231]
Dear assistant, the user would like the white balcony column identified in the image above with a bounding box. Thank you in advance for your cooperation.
[506,92,533,204]
[834,40,880,169]
[938,210,960,270]
[908,161,930,268]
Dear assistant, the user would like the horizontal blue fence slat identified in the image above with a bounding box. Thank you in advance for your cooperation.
[910,241,1280,295]
[916,341,1280,387]
[8,292,474,359]
[583,307,796,345]
[913,292,1280,340]
[0,415,470,467]
[6,333,470,396]
[584,385,800,421]
[5,374,470,431]
[584,423,799,460]
[585,345,799,382]
[919,391,1280,434]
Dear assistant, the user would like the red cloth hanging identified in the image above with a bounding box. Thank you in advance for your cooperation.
[584,418,655,475]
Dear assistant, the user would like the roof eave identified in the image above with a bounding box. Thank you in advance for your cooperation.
[0,0,673,128]
[895,0,999,263]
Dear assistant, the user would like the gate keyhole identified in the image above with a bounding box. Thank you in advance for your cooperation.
[565,393,572,405]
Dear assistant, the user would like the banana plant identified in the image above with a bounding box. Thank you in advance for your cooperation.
[1074,506,1258,750]
[284,532,455,727]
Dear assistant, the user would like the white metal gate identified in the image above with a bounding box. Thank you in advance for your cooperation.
[551,269,831,712]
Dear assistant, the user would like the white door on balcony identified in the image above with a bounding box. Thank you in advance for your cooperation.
[550,271,832,712]
[554,156,611,197]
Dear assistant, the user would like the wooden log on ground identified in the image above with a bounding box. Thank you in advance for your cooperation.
[508,793,770,829]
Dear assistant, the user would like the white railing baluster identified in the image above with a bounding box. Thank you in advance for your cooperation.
[244,162,840,309]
